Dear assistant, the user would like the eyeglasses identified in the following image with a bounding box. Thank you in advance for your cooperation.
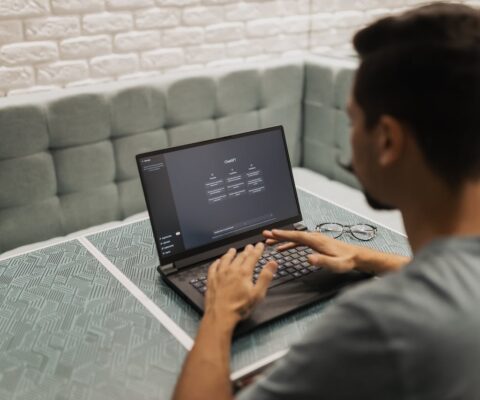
[315,222,377,241]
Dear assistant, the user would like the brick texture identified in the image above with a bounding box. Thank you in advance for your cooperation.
[0,0,474,96]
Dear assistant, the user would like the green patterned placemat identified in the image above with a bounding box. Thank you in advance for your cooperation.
[0,240,186,400]
[86,189,411,372]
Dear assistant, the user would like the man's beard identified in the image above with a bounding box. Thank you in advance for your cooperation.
[337,159,396,211]
[363,191,396,211]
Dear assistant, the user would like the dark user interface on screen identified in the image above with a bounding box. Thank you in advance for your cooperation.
[138,128,299,261]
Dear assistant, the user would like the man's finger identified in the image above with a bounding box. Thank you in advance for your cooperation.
[254,261,277,300]
[262,229,273,238]
[207,259,220,283]
[264,230,299,249]
[242,242,264,273]
[271,229,324,249]
[275,241,297,251]
[232,244,254,270]
[219,247,237,269]
[308,254,348,273]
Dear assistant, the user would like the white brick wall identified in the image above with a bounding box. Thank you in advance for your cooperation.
[0,0,476,96]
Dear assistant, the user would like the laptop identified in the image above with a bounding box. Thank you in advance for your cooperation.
[136,126,371,336]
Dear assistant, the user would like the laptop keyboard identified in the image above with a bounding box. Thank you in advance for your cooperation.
[188,246,318,296]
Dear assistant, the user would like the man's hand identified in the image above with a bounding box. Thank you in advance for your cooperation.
[205,243,278,328]
[263,229,410,275]
[173,243,277,400]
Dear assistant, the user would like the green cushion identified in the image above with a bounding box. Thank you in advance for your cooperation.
[166,77,216,126]
[216,69,260,116]
[0,56,361,253]
[217,111,260,137]
[53,141,115,194]
[168,120,217,147]
[0,152,56,208]
[303,103,336,145]
[302,57,359,188]
[118,178,146,217]
[260,104,302,166]
[0,104,48,159]
[114,129,168,180]
[261,61,303,107]
[47,93,111,148]
[0,197,63,253]
[60,184,120,233]
[110,85,166,137]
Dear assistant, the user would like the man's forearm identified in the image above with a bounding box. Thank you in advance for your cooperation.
[355,247,411,275]
[173,313,236,400]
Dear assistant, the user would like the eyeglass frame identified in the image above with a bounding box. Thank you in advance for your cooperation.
[315,222,378,241]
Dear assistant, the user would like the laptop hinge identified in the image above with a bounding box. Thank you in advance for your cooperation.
[166,222,303,272]
[158,263,178,276]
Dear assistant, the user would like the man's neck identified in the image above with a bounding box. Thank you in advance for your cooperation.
[402,180,480,253]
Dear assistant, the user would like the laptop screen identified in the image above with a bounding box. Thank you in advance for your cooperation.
[137,126,301,265]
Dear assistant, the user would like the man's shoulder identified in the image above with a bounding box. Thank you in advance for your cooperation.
[335,238,480,353]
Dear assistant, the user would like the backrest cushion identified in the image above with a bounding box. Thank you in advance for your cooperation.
[302,56,360,189]
[0,59,303,253]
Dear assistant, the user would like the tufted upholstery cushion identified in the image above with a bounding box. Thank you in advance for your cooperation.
[0,57,360,253]
[302,56,359,189]
[1,58,319,253]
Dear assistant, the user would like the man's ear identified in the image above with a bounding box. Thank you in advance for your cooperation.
[375,115,406,167]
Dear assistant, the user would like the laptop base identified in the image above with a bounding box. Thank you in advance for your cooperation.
[164,267,372,337]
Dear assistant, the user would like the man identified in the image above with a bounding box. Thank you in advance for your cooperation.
[174,3,480,399]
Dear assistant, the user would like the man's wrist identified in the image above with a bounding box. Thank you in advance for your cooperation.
[202,308,240,334]
[352,246,373,273]
[354,246,408,274]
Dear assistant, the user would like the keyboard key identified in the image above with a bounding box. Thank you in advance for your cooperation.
[189,278,198,284]
[308,266,320,272]
[286,267,296,274]
[300,268,311,275]
[288,249,297,254]
[193,281,203,288]
[279,270,288,276]
[300,256,308,262]
[284,256,292,261]
[293,271,302,278]
[274,254,283,260]
[285,262,293,268]
[301,262,310,268]
[292,259,300,265]
[199,286,207,294]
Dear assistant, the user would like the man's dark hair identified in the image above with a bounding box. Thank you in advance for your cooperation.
[353,2,480,186]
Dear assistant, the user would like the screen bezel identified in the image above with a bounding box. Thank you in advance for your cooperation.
[136,125,302,266]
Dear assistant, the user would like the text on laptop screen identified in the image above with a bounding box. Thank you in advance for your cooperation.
[138,127,300,262]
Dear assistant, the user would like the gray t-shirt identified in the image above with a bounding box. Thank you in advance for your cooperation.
[237,236,480,400]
